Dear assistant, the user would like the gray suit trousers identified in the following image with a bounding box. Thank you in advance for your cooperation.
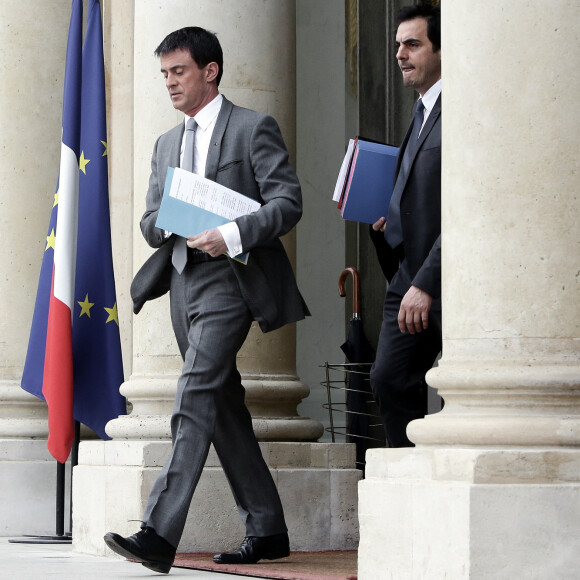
[142,259,287,548]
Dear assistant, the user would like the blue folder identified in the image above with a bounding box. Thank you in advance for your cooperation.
[155,167,249,264]
[340,140,399,224]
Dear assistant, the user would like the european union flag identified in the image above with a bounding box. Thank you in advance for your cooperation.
[21,0,126,457]
[73,0,126,439]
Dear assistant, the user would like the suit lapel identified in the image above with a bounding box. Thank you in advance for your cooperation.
[205,96,234,181]
[165,123,184,169]
[395,122,414,177]
[416,94,441,152]
[395,93,441,189]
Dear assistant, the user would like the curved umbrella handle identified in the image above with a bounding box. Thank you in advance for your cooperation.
[338,267,361,318]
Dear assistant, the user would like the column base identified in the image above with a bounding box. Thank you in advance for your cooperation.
[358,447,580,580]
[73,441,361,556]
[108,373,324,442]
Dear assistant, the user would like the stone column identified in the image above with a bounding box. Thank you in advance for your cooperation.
[0,1,72,536]
[106,0,321,444]
[74,0,359,556]
[358,1,580,579]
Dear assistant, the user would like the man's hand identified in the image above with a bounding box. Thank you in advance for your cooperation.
[398,285,433,334]
[187,229,227,257]
[373,216,386,232]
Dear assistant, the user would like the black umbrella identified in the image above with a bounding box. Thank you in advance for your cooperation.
[338,267,376,469]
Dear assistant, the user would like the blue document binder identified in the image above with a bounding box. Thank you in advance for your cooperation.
[339,140,399,224]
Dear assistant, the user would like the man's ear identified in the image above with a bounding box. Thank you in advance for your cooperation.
[206,62,219,83]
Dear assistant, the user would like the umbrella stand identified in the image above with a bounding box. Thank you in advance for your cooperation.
[321,362,385,462]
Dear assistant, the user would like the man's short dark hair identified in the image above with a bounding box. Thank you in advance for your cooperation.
[155,26,224,86]
[397,3,441,52]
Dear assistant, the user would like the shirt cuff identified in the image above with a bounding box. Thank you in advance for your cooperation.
[217,221,243,257]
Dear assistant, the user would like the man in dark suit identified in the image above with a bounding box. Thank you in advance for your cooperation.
[370,4,443,448]
[104,27,308,574]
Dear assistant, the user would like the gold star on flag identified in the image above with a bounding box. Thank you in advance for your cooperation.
[104,302,119,326]
[79,151,90,174]
[101,140,108,157]
[53,191,59,207]
[46,229,56,251]
[78,294,95,318]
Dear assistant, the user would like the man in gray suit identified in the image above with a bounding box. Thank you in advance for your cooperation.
[370,4,443,448]
[104,26,308,574]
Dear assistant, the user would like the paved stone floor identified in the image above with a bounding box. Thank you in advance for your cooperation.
[1,537,263,580]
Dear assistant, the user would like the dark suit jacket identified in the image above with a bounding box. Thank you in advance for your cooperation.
[131,96,309,332]
[371,94,441,299]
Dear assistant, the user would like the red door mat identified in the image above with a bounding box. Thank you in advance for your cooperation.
[173,550,358,580]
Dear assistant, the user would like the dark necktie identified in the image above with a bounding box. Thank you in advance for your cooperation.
[385,99,425,249]
[172,118,197,273]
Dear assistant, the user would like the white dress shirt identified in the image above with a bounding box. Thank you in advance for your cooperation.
[417,78,441,135]
[181,93,243,257]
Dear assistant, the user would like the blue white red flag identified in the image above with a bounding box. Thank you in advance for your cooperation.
[21,0,126,463]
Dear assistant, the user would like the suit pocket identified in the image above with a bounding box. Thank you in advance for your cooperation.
[217,159,243,172]
[421,142,440,152]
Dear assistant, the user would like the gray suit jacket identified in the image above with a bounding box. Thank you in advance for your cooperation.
[131,96,309,332]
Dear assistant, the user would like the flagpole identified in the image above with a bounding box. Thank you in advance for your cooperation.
[56,461,69,539]
[8,461,71,544]
[8,421,80,544]
[69,420,81,535]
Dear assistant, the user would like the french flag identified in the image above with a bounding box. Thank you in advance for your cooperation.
[42,0,83,463]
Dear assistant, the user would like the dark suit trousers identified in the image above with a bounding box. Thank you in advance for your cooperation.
[370,263,442,447]
[142,259,287,548]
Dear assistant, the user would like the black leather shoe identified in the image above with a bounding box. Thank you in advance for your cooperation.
[213,532,290,564]
[104,526,176,574]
